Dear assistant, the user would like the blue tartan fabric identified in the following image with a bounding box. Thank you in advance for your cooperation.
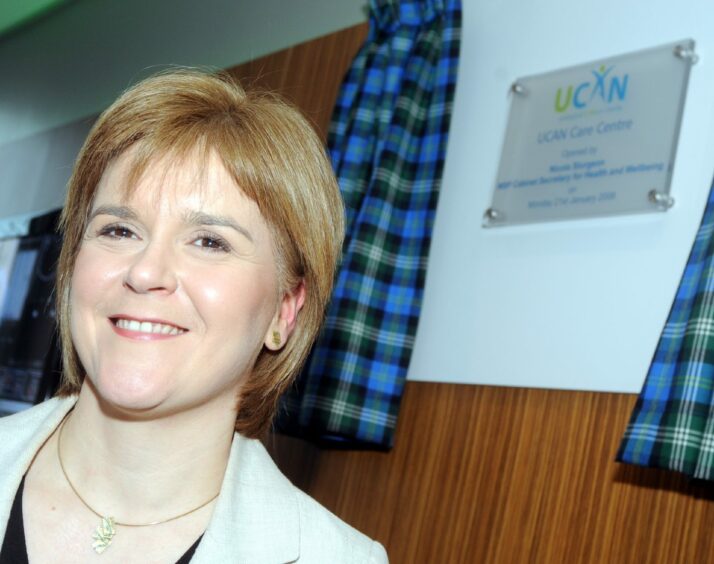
[279,0,461,448]
[617,180,714,479]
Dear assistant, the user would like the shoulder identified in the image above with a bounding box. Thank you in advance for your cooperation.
[293,487,389,564]
[0,397,75,476]
[0,397,77,543]
[0,397,72,437]
[231,437,388,563]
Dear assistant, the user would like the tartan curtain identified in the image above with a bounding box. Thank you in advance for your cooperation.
[279,0,461,448]
[617,180,714,480]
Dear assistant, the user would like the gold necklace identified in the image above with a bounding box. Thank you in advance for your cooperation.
[57,414,220,554]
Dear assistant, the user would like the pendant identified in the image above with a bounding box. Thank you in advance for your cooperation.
[91,516,116,554]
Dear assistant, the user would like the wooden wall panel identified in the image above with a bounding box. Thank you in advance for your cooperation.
[230,24,714,564]
[271,384,714,564]
[226,23,368,141]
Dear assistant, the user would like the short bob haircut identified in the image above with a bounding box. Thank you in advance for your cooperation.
[55,69,344,438]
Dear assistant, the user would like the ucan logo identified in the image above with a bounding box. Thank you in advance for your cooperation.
[555,65,628,113]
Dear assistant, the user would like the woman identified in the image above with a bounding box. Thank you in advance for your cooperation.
[0,70,387,563]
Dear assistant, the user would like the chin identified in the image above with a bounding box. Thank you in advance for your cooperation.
[86,369,176,416]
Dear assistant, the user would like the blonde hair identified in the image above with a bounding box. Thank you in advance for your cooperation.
[56,69,344,437]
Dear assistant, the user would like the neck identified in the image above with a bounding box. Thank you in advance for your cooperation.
[57,383,236,524]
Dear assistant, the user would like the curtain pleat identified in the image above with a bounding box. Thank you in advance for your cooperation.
[279,0,461,448]
[618,180,714,479]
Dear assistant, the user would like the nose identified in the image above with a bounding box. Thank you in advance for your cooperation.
[123,238,178,295]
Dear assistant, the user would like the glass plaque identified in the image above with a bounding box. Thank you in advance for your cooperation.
[485,40,696,227]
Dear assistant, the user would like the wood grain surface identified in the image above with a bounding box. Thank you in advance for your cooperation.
[226,23,368,142]
[228,24,714,564]
[270,383,714,564]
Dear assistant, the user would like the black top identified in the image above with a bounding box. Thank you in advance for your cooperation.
[0,476,203,563]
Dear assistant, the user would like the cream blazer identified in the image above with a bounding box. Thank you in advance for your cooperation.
[0,397,388,563]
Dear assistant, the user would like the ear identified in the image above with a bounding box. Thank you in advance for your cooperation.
[264,279,306,351]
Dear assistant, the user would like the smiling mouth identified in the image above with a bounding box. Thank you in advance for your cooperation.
[110,317,187,336]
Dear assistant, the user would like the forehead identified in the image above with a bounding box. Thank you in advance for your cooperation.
[92,147,256,217]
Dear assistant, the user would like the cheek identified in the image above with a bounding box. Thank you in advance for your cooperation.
[68,247,123,334]
[190,267,279,330]
[70,249,100,317]
[72,245,122,296]
[68,261,97,372]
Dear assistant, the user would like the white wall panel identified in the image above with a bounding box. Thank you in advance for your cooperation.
[408,0,714,392]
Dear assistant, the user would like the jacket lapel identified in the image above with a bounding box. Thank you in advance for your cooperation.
[187,434,301,563]
[0,398,301,563]
[0,396,76,543]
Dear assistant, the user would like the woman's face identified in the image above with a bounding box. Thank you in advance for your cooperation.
[69,149,287,416]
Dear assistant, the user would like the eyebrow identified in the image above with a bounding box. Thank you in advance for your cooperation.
[183,210,254,243]
[89,205,138,222]
[88,205,254,243]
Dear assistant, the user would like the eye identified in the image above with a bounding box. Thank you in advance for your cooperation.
[192,232,232,253]
[97,223,138,240]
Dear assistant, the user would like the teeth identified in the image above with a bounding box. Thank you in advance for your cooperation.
[115,318,184,335]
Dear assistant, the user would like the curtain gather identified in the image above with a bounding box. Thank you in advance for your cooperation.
[279,0,461,448]
[618,180,714,479]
